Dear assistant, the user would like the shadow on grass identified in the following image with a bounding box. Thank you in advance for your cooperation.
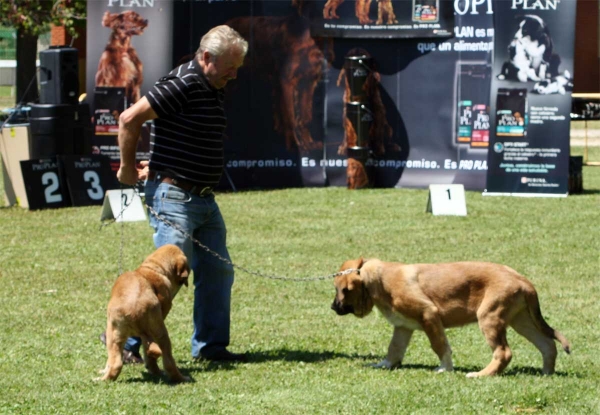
[394,364,573,378]
[572,189,600,195]
[121,353,574,384]
[125,370,197,385]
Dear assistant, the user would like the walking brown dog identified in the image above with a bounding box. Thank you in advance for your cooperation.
[97,245,190,383]
[332,258,570,377]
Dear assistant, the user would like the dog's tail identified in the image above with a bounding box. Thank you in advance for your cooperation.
[525,288,571,354]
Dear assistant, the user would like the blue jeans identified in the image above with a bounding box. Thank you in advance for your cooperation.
[127,179,234,359]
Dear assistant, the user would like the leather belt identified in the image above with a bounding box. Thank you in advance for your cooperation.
[148,171,213,197]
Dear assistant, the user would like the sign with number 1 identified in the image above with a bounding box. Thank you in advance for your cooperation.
[426,184,468,216]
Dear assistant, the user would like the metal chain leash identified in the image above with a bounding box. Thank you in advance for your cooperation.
[99,186,133,275]
[102,185,358,282]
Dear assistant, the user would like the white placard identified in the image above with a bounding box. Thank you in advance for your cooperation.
[426,184,467,216]
[100,189,146,222]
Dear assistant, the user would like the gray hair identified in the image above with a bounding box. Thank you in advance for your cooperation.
[196,25,248,58]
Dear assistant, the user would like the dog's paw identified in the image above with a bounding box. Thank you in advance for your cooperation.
[466,371,481,378]
[170,375,192,384]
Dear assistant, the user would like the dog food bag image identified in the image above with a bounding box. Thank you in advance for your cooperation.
[496,88,528,137]
[470,104,490,147]
[413,0,439,22]
[457,100,473,143]
[454,63,491,145]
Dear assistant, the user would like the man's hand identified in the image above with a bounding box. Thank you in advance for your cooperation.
[117,164,140,186]
[137,160,150,181]
[117,160,150,185]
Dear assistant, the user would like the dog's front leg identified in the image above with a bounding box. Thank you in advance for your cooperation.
[371,326,413,369]
[421,307,453,373]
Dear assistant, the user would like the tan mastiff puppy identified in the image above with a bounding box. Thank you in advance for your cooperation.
[98,244,190,383]
[332,258,570,377]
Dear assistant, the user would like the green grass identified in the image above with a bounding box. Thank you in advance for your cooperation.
[0,149,599,415]
[0,86,15,109]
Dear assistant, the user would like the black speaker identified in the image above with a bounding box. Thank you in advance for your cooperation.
[29,103,75,158]
[39,46,79,105]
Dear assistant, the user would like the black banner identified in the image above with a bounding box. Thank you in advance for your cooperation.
[485,1,576,196]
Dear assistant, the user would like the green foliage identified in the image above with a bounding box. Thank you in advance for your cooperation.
[0,148,598,414]
[0,0,86,36]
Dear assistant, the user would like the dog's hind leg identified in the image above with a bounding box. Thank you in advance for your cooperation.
[98,330,126,381]
[510,311,557,375]
[467,311,512,377]
[372,326,413,369]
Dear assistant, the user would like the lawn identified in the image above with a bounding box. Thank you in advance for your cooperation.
[0,86,15,109]
[0,148,598,414]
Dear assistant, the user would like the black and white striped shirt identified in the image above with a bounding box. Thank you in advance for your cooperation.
[146,58,226,188]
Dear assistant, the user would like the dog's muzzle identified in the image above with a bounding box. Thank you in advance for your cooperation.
[331,301,354,316]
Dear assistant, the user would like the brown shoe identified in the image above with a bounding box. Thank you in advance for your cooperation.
[99,332,144,364]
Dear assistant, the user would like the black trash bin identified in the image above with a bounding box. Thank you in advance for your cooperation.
[29,103,75,159]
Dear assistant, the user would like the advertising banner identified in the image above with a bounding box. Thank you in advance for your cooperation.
[172,0,495,191]
[306,0,454,39]
[86,0,173,171]
[485,0,576,196]
[141,0,575,192]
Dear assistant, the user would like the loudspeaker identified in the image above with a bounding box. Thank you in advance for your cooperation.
[39,46,79,105]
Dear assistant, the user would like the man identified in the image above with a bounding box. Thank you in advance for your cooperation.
[113,25,248,362]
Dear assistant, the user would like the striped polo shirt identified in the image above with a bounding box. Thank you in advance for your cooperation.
[145,58,226,188]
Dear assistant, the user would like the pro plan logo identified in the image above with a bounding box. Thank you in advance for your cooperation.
[510,0,560,10]
[353,68,368,78]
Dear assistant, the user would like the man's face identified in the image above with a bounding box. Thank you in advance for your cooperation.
[203,47,245,89]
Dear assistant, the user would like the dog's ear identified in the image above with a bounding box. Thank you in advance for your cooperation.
[180,275,189,287]
[357,257,364,269]
[101,11,113,27]
[176,258,190,287]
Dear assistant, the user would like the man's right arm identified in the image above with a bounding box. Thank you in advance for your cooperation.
[116,97,158,185]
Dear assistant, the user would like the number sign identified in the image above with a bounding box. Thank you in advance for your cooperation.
[20,158,71,210]
[426,184,468,216]
[100,188,147,222]
[59,154,120,206]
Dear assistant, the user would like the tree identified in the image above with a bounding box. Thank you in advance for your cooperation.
[0,0,86,106]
